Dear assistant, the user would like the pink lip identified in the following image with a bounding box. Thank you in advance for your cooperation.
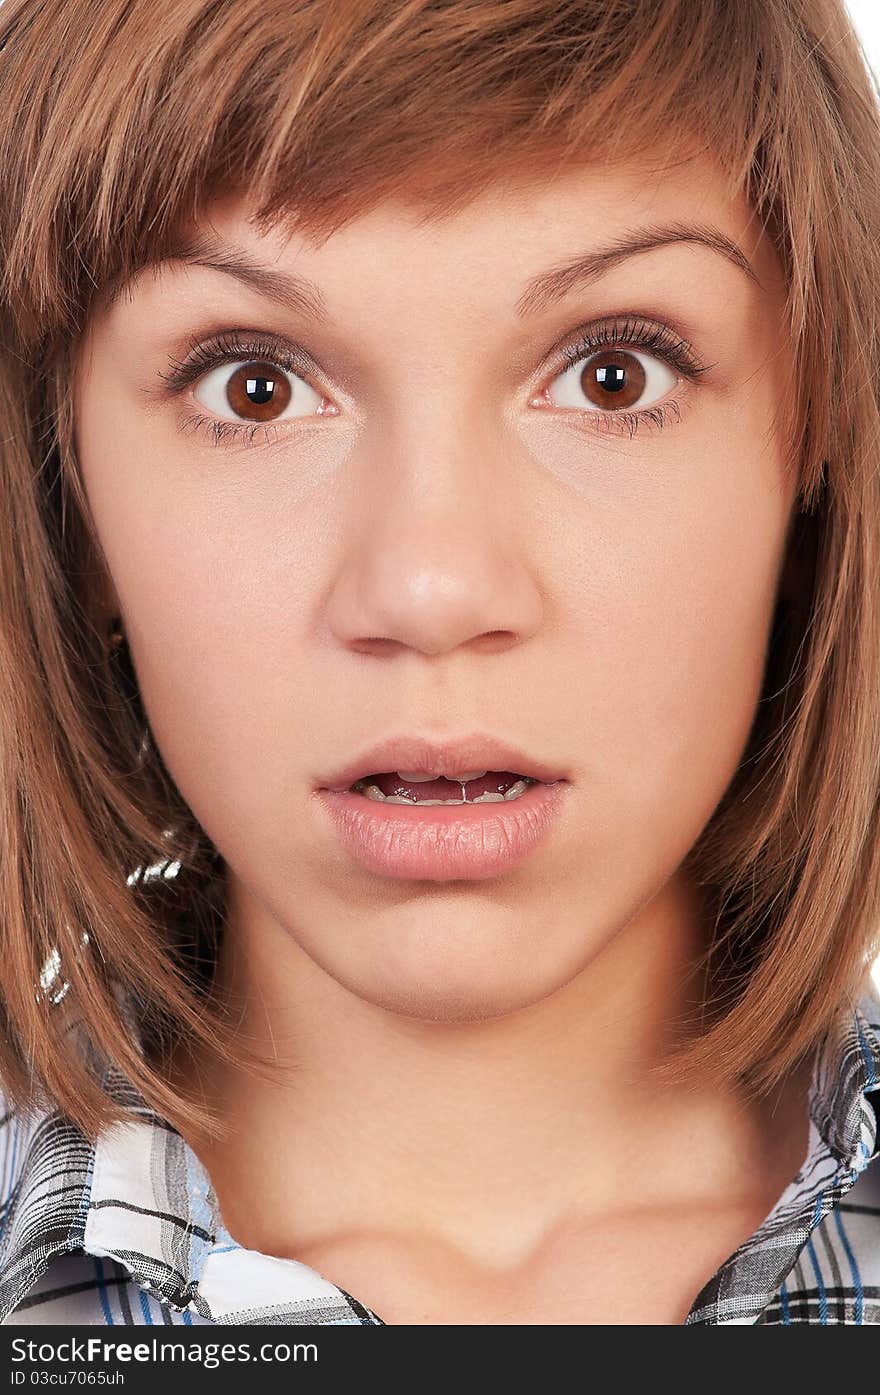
[315,731,569,791]
[312,778,570,882]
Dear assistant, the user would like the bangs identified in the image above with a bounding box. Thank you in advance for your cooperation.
[3,1,793,346]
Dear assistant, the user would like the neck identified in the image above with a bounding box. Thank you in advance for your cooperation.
[167,871,809,1271]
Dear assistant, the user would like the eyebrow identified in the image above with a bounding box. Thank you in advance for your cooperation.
[148,228,330,320]
[514,221,761,315]
[150,219,759,321]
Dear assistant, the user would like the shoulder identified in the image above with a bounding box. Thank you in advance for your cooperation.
[857,973,880,1040]
[0,1081,208,1326]
[0,1085,96,1324]
[855,975,880,1112]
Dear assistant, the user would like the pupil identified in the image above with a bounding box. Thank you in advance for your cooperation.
[245,375,276,405]
[596,364,626,393]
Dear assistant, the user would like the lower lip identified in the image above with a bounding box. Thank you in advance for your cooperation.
[312,779,570,882]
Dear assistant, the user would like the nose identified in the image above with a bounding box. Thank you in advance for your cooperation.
[322,420,546,659]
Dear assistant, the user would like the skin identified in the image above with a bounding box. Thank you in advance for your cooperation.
[73,146,812,1323]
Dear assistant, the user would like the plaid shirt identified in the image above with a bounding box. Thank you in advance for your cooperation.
[1,979,880,1326]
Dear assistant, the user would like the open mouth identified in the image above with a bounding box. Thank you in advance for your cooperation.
[348,770,541,805]
[315,761,571,879]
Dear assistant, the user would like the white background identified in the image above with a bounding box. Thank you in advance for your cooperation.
[846,0,880,80]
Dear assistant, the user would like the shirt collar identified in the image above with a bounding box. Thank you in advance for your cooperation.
[81,1066,381,1323]
[0,995,382,1325]
[1,980,879,1325]
[683,977,880,1323]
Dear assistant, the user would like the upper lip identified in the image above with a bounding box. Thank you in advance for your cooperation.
[316,733,570,791]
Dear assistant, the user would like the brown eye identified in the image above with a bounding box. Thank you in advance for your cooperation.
[546,347,676,415]
[192,358,324,422]
[579,350,645,410]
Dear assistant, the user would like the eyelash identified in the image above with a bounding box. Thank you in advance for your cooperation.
[156,317,714,451]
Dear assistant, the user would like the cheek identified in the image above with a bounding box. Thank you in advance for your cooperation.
[100,530,311,847]
[574,456,790,859]
[73,385,308,833]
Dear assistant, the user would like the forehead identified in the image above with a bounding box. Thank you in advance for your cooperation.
[187,147,781,301]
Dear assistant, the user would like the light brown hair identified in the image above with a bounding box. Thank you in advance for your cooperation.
[0,0,878,1139]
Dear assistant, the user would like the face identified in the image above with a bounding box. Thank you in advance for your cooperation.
[73,149,798,1023]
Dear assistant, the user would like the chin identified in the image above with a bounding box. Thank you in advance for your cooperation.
[284,904,589,1023]
[334,957,568,1024]
[367,986,543,1024]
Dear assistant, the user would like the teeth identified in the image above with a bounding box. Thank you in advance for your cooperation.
[395,770,488,782]
[357,778,533,805]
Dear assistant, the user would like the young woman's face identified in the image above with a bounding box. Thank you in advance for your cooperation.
[74,149,798,1021]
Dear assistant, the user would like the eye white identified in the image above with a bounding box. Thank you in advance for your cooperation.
[547,349,677,412]
[192,360,324,420]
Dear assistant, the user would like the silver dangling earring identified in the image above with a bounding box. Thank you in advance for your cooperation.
[108,616,151,772]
